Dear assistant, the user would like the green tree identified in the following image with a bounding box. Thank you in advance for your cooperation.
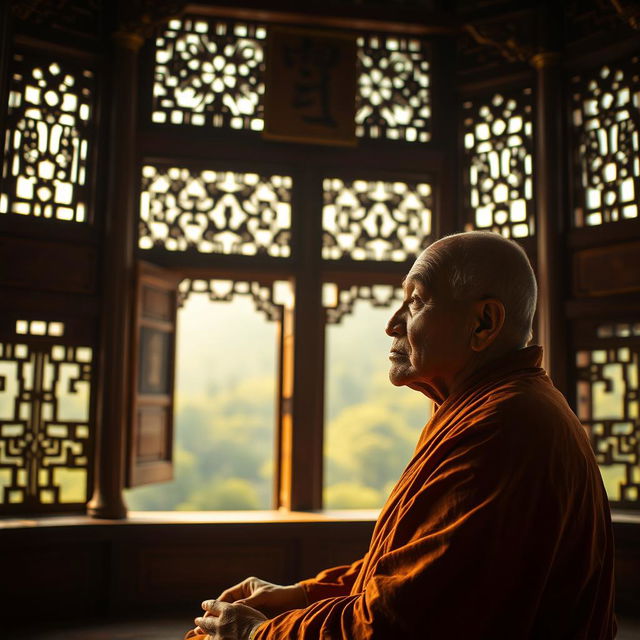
[176,478,260,510]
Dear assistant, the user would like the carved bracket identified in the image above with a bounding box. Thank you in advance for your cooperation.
[462,22,534,64]
[610,0,640,30]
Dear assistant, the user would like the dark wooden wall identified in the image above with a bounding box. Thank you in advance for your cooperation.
[1,514,639,630]
[0,515,374,629]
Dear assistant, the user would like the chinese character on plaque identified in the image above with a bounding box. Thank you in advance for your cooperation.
[264,27,357,146]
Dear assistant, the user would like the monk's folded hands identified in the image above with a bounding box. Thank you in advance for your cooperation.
[218,576,307,618]
[192,599,267,640]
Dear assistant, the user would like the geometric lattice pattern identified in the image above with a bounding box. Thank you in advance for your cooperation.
[576,345,640,507]
[151,18,266,130]
[356,35,430,143]
[597,322,640,339]
[1,54,94,222]
[462,89,534,238]
[139,165,292,257]
[178,278,291,322]
[572,57,640,226]
[0,341,93,510]
[151,19,430,145]
[322,178,433,261]
[323,283,403,324]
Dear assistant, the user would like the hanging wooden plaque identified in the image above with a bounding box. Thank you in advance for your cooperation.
[264,27,357,146]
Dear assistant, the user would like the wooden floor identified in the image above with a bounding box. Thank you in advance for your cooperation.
[9,618,190,640]
[9,616,640,639]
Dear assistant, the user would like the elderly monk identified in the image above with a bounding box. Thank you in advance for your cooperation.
[187,231,616,639]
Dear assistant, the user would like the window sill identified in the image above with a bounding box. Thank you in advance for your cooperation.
[1,508,638,530]
[0,508,380,530]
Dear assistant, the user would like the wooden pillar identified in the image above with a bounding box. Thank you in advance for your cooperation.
[0,4,12,163]
[531,6,567,393]
[87,31,143,518]
[277,172,325,511]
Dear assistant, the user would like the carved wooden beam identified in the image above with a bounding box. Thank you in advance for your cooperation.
[610,0,640,30]
[462,21,535,64]
[10,0,74,22]
[117,0,187,39]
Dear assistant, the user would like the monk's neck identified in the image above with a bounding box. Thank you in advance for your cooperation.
[438,345,522,404]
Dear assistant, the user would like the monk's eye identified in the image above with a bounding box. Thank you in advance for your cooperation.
[409,295,422,309]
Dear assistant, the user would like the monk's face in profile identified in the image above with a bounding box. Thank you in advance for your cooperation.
[385,253,475,402]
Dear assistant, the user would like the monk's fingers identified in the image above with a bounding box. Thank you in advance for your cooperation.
[197,602,267,640]
[183,627,206,639]
[236,587,270,609]
[201,599,230,616]
[217,576,260,602]
[195,613,221,634]
[217,582,252,603]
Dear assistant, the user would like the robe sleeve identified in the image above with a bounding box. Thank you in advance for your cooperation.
[298,557,365,603]
[253,413,601,639]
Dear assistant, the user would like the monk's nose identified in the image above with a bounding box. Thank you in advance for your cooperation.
[386,308,406,336]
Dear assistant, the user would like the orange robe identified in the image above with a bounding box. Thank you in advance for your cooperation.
[253,346,616,639]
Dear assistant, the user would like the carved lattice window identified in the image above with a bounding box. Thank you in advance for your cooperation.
[152,18,266,130]
[0,325,93,512]
[139,165,292,257]
[177,278,290,320]
[151,19,431,144]
[322,177,433,261]
[356,35,430,142]
[576,326,640,507]
[572,57,640,226]
[323,283,402,324]
[1,54,94,222]
[462,89,534,238]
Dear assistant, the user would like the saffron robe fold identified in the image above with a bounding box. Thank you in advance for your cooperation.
[189,346,616,639]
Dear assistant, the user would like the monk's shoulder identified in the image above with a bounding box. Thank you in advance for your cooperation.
[450,374,586,454]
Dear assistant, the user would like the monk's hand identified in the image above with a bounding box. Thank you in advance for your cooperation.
[192,599,267,639]
[217,576,307,617]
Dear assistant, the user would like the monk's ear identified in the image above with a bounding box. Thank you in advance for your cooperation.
[470,298,505,351]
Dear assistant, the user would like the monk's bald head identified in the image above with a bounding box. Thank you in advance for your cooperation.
[409,232,537,348]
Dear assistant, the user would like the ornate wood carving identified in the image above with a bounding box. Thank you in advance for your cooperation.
[116,0,187,39]
[356,33,431,142]
[1,53,96,223]
[177,278,287,322]
[10,0,104,43]
[462,88,534,238]
[564,0,633,43]
[462,23,533,64]
[139,164,293,257]
[323,283,402,324]
[0,328,93,513]
[458,10,536,74]
[609,0,640,30]
[571,56,640,227]
[151,17,265,129]
[576,327,640,507]
[322,177,433,261]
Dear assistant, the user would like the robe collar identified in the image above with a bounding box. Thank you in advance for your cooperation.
[433,345,545,416]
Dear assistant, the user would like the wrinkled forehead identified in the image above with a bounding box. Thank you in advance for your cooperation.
[404,248,438,290]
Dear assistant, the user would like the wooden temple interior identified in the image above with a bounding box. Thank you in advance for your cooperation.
[0,0,639,635]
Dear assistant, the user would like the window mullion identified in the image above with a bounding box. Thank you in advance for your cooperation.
[278,171,325,511]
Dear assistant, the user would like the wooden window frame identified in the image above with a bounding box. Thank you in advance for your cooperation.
[125,16,457,512]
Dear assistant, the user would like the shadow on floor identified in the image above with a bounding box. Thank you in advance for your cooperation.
[10,616,640,639]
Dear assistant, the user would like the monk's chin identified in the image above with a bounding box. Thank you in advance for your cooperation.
[388,366,411,387]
